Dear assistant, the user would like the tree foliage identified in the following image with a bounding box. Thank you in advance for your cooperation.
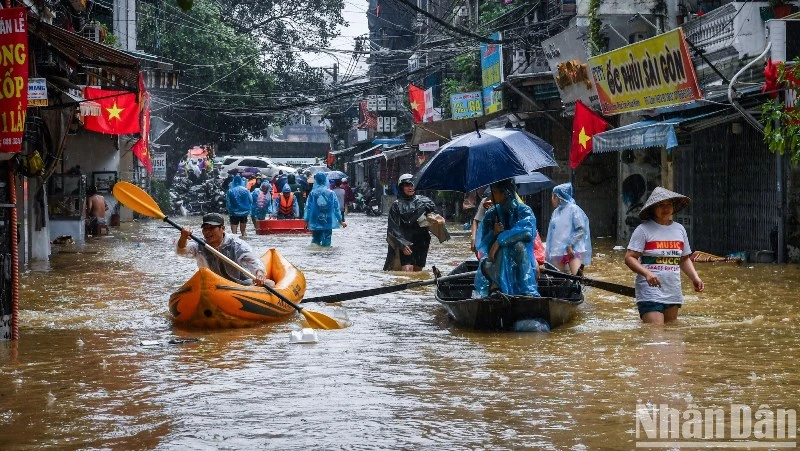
[587,0,603,56]
[217,0,346,58]
[137,0,341,160]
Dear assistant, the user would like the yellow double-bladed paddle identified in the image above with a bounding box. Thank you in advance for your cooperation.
[112,181,342,330]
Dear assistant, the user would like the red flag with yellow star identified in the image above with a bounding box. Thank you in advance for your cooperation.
[408,84,425,123]
[83,87,141,135]
[570,100,608,169]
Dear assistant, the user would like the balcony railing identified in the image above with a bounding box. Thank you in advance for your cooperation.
[681,1,769,59]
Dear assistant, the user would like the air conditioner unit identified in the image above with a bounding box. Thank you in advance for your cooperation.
[455,6,469,25]
[413,13,426,29]
[512,49,529,73]
[408,52,420,73]
[767,19,800,62]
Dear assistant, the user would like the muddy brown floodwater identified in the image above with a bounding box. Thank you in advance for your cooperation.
[2,214,798,449]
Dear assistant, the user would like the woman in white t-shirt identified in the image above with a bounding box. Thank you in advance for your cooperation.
[624,187,704,324]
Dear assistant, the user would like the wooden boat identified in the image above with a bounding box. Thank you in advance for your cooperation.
[168,248,306,328]
[435,261,583,331]
[255,219,310,235]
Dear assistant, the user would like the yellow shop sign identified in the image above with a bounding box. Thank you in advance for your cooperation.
[588,28,702,115]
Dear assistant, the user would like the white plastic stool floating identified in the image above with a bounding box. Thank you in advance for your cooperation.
[289,328,319,344]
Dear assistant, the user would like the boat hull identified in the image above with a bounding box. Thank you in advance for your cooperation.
[435,261,583,330]
[168,248,306,328]
[255,219,310,235]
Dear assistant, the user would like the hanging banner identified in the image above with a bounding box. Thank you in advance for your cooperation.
[0,8,28,153]
[152,152,167,181]
[481,32,503,114]
[588,28,702,115]
[423,87,434,122]
[450,92,483,119]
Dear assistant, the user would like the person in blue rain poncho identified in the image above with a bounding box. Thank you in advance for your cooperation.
[473,178,539,297]
[250,180,272,226]
[303,172,346,246]
[545,182,592,274]
[225,174,253,237]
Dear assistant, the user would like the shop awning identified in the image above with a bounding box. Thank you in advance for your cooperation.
[29,19,141,92]
[329,145,358,156]
[410,110,505,145]
[351,146,414,164]
[382,147,414,160]
[593,110,728,153]
[352,152,385,164]
[372,138,406,145]
[352,144,383,158]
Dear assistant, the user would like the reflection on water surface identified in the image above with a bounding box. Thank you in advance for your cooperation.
[2,215,798,449]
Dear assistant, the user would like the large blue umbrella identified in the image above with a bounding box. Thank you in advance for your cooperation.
[414,128,557,192]
[514,172,555,195]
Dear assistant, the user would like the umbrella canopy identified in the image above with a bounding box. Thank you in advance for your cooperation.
[326,171,348,181]
[514,172,555,196]
[414,128,557,192]
[304,165,330,175]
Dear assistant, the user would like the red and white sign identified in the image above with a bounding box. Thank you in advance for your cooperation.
[0,8,28,153]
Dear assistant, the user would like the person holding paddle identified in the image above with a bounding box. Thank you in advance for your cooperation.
[177,213,273,287]
[624,187,704,324]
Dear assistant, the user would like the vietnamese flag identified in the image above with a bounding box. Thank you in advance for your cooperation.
[83,87,141,135]
[570,100,608,169]
[131,75,153,174]
[408,84,425,123]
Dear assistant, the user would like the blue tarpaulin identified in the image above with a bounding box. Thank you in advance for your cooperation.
[593,111,724,153]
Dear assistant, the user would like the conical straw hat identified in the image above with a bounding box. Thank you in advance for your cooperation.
[639,187,690,220]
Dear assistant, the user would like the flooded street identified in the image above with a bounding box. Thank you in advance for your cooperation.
[2,214,799,449]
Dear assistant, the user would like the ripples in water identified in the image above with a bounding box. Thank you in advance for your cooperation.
[2,215,799,449]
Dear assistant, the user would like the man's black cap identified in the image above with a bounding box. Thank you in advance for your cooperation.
[202,213,225,226]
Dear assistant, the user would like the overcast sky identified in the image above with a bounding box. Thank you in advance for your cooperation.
[301,0,370,79]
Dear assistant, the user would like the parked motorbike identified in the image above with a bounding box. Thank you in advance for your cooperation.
[350,192,366,213]
[365,197,381,216]
[169,171,227,216]
[169,192,188,216]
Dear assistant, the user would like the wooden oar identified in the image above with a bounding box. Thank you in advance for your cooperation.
[540,268,636,298]
[301,271,478,304]
[691,251,743,264]
[112,181,342,330]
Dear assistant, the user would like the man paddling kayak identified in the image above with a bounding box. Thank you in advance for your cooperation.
[177,213,273,287]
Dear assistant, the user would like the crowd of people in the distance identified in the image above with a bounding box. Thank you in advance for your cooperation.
[221,168,358,247]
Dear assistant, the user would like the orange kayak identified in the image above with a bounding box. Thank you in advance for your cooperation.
[168,249,306,328]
